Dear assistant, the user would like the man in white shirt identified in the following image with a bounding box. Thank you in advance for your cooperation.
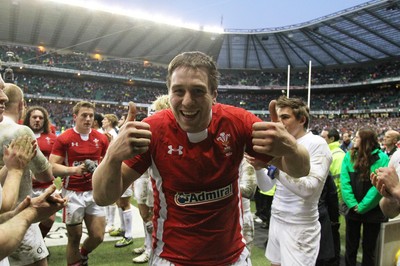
[246,96,332,266]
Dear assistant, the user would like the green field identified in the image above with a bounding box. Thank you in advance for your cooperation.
[48,239,269,266]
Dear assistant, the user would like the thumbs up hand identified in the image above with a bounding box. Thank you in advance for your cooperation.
[124,101,138,123]
[108,102,151,161]
[252,100,297,158]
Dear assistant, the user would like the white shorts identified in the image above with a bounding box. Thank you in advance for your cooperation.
[8,223,49,265]
[134,174,154,207]
[62,189,105,225]
[266,215,321,265]
[0,258,9,266]
[149,246,252,265]
[121,186,133,198]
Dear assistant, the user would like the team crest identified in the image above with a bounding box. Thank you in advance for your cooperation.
[216,132,232,156]
[93,138,99,148]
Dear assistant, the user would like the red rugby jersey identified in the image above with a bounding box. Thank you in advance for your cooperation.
[51,128,109,191]
[125,104,271,265]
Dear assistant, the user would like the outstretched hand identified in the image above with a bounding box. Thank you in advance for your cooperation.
[13,184,67,224]
[252,100,297,158]
[108,102,151,161]
[244,153,267,170]
[3,135,36,171]
[371,167,399,198]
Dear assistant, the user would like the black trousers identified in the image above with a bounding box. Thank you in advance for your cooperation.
[254,187,273,223]
[344,217,381,266]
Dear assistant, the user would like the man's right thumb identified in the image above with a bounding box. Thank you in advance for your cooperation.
[125,102,137,123]
[269,100,279,122]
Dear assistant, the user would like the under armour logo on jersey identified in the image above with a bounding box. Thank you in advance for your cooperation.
[168,145,183,155]
[71,142,79,147]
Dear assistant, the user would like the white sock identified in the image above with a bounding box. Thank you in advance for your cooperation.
[106,205,116,227]
[144,221,153,253]
[118,208,125,231]
[123,209,133,238]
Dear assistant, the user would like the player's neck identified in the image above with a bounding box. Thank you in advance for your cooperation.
[73,126,91,135]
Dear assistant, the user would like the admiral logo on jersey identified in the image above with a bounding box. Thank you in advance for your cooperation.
[217,132,232,157]
[174,184,233,206]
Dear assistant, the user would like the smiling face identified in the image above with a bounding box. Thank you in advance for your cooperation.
[169,67,217,133]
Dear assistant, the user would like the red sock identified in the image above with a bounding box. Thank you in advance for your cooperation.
[80,247,90,257]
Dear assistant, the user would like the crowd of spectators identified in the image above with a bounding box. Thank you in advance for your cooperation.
[1,44,400,87]
[13,72,398,112]
[218,87,399,111]
[310,116,400,138]
[1,43,399,137]
[25,95,399,140]
[15,73,165,104]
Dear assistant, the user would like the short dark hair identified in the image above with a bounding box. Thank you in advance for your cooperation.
[94,113,104,127]
[327,128,340,142]
[167,51,220,95]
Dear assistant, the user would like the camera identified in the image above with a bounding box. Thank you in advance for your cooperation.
[3,67,14,83]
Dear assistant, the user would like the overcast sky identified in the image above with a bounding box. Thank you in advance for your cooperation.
[99,0,370,29]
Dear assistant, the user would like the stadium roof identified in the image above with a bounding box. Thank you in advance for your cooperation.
[0,0,399,70]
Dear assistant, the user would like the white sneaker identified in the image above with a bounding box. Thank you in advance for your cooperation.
[105,225,116,233]
[254,217,263,223]
[132,246,145,255]
[132,251,150,263]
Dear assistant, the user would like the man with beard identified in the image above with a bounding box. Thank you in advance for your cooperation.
[23,106,58,238]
